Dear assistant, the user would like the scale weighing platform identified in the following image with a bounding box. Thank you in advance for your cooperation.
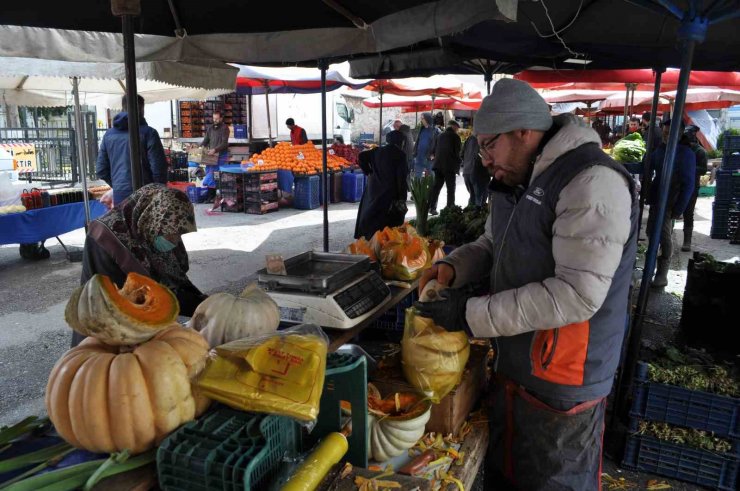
[257,251,391,329]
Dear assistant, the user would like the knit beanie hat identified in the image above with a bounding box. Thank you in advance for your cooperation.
[474,79,553,135]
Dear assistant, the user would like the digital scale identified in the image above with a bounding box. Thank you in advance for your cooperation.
[257,251,391,329]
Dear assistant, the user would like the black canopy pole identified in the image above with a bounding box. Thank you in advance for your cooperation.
[378,89,384,145]
[71,77,92,229]
[637,69,664,236]
[120,11,142,192]
[615,15,703,422]
[622,84,630,137]
[320,59,329,252]
[247,94,253,143]
[264,81,274,147]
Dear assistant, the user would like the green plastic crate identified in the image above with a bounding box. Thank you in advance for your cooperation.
[698,185,716,197]
[157,408,299,491]
[308,351,369,467]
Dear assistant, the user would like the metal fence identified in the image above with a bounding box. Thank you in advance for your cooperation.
[0,112,98,184]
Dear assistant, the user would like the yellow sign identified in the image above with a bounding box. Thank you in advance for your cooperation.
[10,144,37,173]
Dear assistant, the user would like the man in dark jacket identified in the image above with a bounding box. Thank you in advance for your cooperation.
[461,136,490,207]
[641,111,663,153]
[428,121,462,215]
[201,110,230,189]
[96,95,167,205]
[646,118,696,287]
[680,125,708,251]
[412,113,440,178]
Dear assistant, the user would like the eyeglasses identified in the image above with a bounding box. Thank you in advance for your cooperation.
[478,134,501,160]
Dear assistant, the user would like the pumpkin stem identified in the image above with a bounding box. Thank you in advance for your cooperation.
[239,283,261,298]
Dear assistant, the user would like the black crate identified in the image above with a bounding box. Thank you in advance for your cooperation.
[722,154,740,172]
[245,189,279,203]
[622,430,740,490]
[244,180,278,193]
[245,201,279,215]
[244,171,278,184]
[219,189,243,212]
[715,171,740,202]
[630,362,740,439]
[723,135,740,153]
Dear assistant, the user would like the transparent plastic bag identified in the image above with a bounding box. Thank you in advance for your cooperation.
[401,308,470,403]
[197,324,328,427]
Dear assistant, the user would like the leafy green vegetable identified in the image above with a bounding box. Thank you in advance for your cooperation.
[613,133,647,163]
[419,205,489,246]
[636,421,733,454]
[647,346,739,397]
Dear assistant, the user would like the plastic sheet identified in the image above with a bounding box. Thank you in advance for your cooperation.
[197,324,328,425]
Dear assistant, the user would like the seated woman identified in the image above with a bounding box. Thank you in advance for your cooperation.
[72,184,206,346]
[354,130,409,240]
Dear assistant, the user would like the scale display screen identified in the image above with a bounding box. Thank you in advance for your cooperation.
[334,273,388,318]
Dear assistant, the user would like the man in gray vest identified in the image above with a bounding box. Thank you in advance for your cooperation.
[416,79,637,490]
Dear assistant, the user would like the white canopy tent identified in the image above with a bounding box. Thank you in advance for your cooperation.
[0,57,237,108]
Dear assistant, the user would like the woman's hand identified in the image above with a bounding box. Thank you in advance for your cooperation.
[419,263,455,295]
[100,189,113,210]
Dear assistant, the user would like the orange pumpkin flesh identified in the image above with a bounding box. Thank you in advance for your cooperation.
[105,273,178,326]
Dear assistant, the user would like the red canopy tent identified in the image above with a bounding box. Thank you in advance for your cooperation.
[516,69,740,90]
[600,88,740,113]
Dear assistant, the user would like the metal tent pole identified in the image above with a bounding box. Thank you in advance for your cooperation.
[622,84,630,137]
[121,13,142,191]
[378,89,384,145]
[615,18,701,422]
[637,69,665,236]
[247,94,253,143]
[71,77,91,228]
[320,60,329,252]
[430,94,436,122]
[264,82,273,147]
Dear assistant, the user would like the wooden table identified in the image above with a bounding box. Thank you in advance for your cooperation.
[326,279,419,352]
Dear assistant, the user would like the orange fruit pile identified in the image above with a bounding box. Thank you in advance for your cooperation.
[244,142,351,174]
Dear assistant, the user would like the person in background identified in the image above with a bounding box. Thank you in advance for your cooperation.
[461,135,490,207]
[74,184,207,347]
[96,94,167,205]
[200,110,230,192]
[412,113,440,178]
[416,79,636,490]
[393,119,403,131]
[592,118,611,147]
[646,118,696,287]
[428,120,462,215]
[626,116,641,136]
[286,118,308,145]
[399,124,415,173]
[681,125,708,251]
[354,130,409,239]
[641,111,663,153]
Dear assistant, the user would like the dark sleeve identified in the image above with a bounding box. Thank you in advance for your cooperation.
[300,129,308,145]
[358,149,374,175]
[81,236,127,287]
[173,281,207,317]
[395,151,408,199]
[413,131,419,157]
[213,126,230,153]
[147,129,168,184]
[454,135,462,162]
[201,127,211,148]
[673,149,697,216]
[95,137,112,186]
[695,148,708,175]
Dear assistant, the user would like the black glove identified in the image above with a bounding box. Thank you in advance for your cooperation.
[413,288,473,333]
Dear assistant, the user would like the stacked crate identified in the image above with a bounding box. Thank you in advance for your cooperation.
[623,361,740,490]
[712,135,740,239]
[179,93,248,139]
[244,171,279,214]
[218,171,245,212]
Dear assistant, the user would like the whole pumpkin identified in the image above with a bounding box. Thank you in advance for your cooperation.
[367,386,431,462]
[187,283,279,347]
[65,273,179,346]
[46,325,210,455]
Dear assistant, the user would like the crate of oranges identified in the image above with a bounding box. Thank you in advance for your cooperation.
[246,142,351,176]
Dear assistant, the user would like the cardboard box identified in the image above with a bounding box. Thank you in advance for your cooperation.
[370,342,490,435]
[187,147,218,166]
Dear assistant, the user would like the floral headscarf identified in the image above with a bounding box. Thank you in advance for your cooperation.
[95,184,196,289]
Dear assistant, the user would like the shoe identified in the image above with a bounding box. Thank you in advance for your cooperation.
[651,260,669,288]
[681,232,692,252]
[429,209,439,216]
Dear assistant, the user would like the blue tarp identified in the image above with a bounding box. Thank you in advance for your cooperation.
[0,200,107,244]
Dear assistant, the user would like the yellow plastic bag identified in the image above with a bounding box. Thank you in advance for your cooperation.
[401,308,470,403]
[197,324,328,424]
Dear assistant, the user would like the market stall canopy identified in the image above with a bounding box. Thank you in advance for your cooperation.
[541,89,617,104]
[0,0,517,65]
[350,1,740,78]
[366,76,479,98]
[401,99,482,112]
[235,64,369,95]
[517,69,740,91]
[0,57,236,107]
[599,88,740,113]
[362,95,461,109]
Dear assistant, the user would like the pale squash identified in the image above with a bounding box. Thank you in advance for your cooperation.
[65,273,179,346]
[187,283,279,347]
[367,385,431,462]
[45,325,210,455]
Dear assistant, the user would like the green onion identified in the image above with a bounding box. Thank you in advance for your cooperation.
[0,443,73,474]
[0,418,47,447]
[410,174,434,236]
